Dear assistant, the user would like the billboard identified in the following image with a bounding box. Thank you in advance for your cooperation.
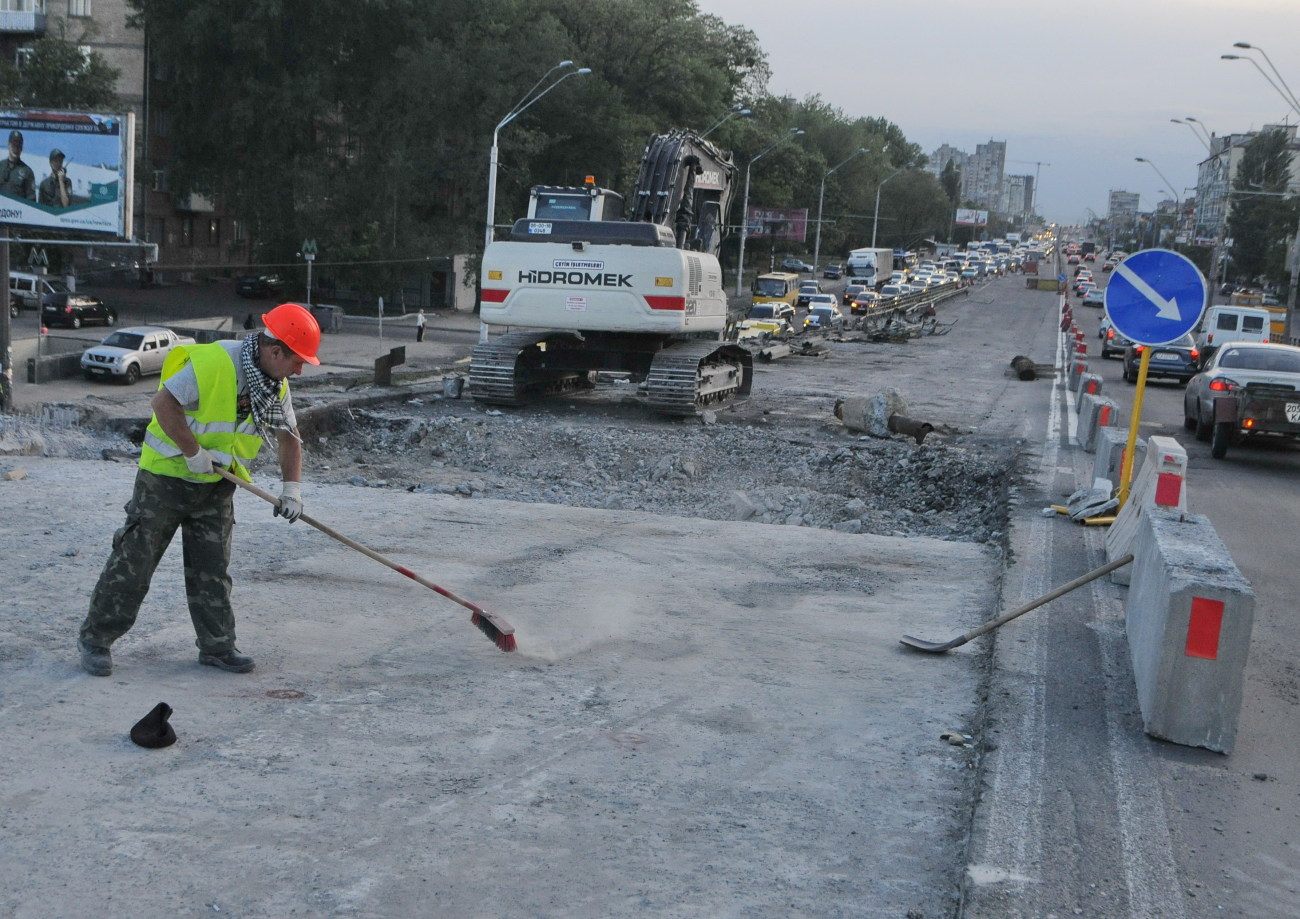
[745,207,808,242]
[954,208,989,227]
[0,109,134,237]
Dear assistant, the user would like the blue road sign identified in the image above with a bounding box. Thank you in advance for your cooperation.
[1103,248,1207,345]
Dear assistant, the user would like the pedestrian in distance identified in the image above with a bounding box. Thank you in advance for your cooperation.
[416,308,426,342]
[0,130,35,201]
[77,303,323,678]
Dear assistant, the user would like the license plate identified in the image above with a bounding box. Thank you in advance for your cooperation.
[1287,402,1300,423]
[1154,351,1178,360]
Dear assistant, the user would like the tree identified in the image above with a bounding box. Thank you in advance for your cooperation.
[1226,128,1300,288]
[0,25,121,109]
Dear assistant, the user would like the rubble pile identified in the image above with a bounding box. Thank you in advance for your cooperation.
[313,405,1014,544]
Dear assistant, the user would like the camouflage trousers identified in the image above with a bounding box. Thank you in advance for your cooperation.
[80,469,239,654]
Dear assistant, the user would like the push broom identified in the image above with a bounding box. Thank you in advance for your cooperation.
[216,468,516,652]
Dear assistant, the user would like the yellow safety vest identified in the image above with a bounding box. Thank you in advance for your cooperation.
[139,343,285,483]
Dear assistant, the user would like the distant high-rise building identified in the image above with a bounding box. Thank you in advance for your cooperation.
[926,144,968,179]
[1108,190,1140,219]
[964,140,1006,213]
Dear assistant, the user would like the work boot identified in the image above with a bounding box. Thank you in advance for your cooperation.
[78,639,113,677]
[198,648,255,673]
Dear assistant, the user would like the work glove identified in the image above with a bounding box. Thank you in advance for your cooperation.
[275,481,303,523]
[183,446,216,476]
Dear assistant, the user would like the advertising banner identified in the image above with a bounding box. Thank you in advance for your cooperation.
[0,109,134,237]
[746,207,808,242]
[954,208,988,227]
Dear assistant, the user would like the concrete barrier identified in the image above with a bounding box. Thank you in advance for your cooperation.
[1106,435,1188,584]
[1125,507,1255,754]
[1075,372,1103,408]
[1076,393,1120,453]
[1093,426,1145,487]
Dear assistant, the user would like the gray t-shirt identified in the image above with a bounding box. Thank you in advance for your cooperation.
[163,339,297,429]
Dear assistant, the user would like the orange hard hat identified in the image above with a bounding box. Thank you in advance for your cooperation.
[262,302,321,365]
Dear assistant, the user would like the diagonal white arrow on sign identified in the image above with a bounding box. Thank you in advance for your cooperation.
[1114,260,1182,321]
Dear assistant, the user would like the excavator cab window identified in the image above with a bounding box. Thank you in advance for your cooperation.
[533,194,593,221]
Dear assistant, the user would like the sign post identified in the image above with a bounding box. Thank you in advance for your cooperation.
[1104,248,1207,505]
[301,239,317,307]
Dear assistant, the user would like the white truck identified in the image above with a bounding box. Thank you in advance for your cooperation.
[80,325,196,385]
[844,247,894,289]
[474,130,752,415]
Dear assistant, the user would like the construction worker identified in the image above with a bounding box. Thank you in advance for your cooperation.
[77,303,322,677]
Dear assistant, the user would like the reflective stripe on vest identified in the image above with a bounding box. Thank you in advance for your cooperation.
[138,343,284,483]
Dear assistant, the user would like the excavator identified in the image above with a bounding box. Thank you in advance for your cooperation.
[472,129,753,416]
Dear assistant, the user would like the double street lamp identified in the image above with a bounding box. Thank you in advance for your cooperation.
[813,147,867,272]
[1222,45,1300,120]
[735,128,805,298]
[1170,118,1212,154]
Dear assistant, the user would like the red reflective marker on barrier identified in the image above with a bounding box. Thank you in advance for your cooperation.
[1154,472,1182,508]
[1186,597,1225,660]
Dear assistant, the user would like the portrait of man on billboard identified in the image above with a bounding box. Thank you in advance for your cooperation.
[0,130,36,202]
[38,148,83,209]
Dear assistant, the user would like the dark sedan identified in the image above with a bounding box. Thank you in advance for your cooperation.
[1122,332,1199,385]
[41,295,117,329]
[236,274,286,298]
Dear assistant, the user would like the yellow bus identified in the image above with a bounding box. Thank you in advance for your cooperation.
[751,272,800,309]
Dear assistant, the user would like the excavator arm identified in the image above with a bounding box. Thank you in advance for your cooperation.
[627,130,736,256]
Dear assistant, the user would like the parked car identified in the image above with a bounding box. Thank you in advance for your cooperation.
[41,294,117,329]
[236,274,286,298]
[80,326,196,384]
[747,302,796,324]
[780,257,815,273]
[1122,332,1199,385]
[823,263,844,280]
[1081,288,1105,308]
[1183,342,1300,457]
[10,272,70,311]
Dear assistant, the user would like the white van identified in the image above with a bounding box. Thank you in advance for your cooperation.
[1194,306,1272,363]
[9,272,70,311]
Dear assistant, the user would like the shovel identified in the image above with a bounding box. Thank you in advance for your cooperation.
[900,554,1133,653]
[215,468,516,651]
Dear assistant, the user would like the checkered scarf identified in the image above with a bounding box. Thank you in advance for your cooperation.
[239,333,299,441]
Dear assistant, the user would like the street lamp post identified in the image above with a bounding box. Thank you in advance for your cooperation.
[482,61,591,341]
[872,167,904,249]
[813,147,867,273]
[735,128,805,298]
[699,103,751,140]
[1184,117,1216,149]
[1136,157,1182,244]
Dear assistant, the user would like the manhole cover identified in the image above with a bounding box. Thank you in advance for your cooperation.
[607,731,651,747]
[265,689,306,700]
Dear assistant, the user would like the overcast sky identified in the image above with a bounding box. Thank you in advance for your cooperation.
[693,0,1300,225]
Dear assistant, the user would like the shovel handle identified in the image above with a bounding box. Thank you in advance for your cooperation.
[963,553,1134,643]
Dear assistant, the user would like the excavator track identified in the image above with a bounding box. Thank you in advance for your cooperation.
[644,341,753,416]
[469,331,592,406]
